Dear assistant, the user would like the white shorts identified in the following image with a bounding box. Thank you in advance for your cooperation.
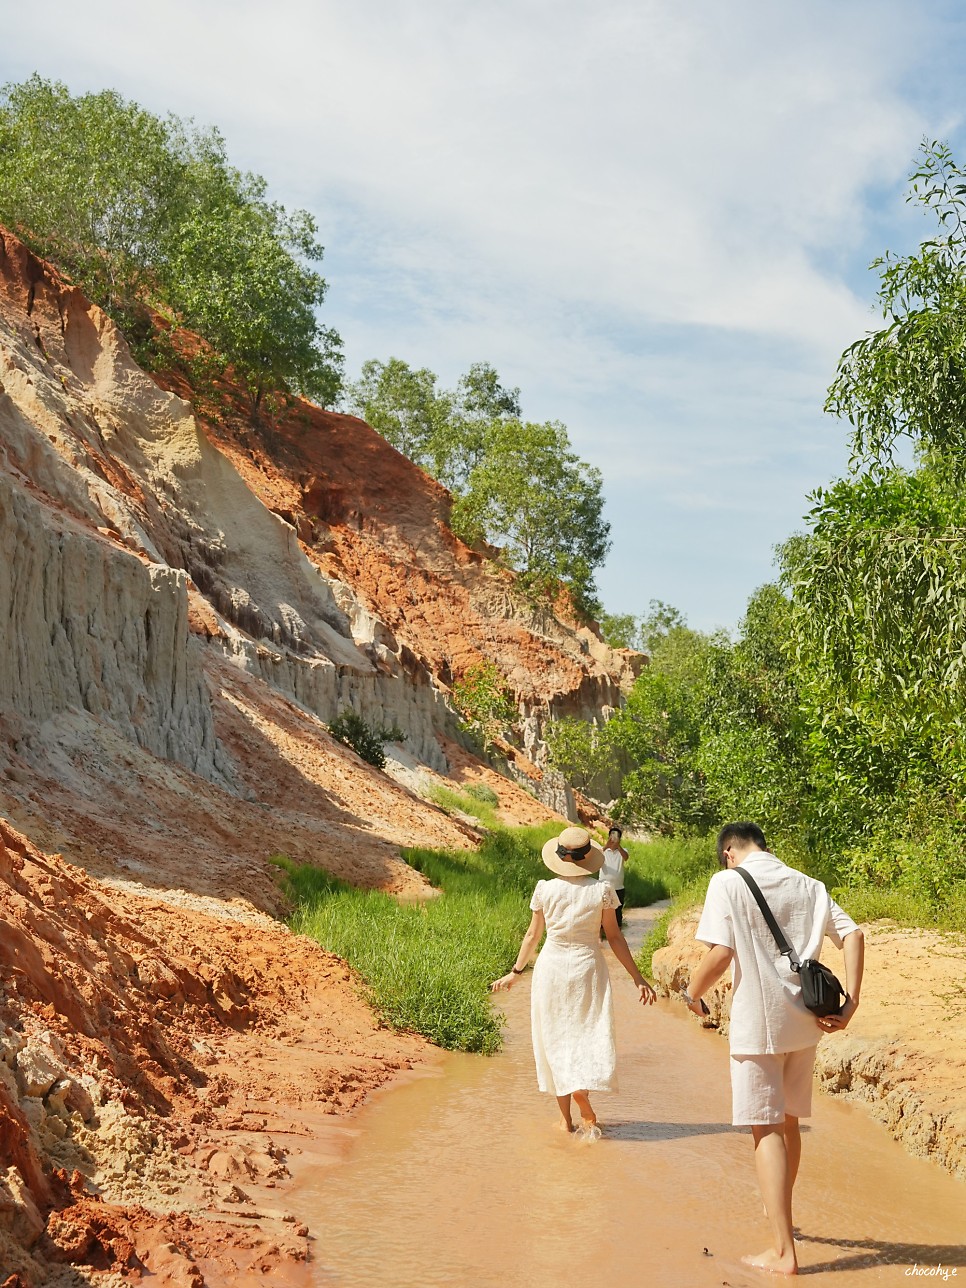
[730,1046,817,1126]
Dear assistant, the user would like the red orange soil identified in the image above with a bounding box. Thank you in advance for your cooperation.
[0,818,430,1285]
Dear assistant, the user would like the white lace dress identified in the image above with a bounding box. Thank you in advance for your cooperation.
[529,876,619,1096]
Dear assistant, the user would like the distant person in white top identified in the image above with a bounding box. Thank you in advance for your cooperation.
[600,826,629,926]
[682,821,864,1277]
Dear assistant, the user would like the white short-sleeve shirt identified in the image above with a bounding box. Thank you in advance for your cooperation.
[599,845,626,890]
[695,851,858,1055]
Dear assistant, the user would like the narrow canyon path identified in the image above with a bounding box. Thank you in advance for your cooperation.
[287,906,966,1287]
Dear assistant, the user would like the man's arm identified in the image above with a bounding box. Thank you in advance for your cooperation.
[817,927,864,1032]
[684,943,733,1015]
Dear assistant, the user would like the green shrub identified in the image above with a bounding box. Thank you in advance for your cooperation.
[465,782,499,807]
[451,661,516,751]
[327,710,402,769]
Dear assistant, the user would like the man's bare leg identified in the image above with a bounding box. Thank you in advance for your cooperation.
[571,1089,596,1128]
[784,1115,801,1208]
[555,1094,575,1132]
[742,1124,798,1275]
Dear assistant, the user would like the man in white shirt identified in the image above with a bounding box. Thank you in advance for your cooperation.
[682,821,864,1276]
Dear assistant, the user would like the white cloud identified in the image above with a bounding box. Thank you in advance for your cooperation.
[2,0,962,628]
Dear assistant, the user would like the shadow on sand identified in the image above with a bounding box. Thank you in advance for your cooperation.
[796,1231,966,1275]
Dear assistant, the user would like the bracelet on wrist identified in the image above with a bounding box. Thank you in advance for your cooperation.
[511,966,525,974]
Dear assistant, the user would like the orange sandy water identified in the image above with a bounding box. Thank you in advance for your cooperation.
[287,908,966,1287]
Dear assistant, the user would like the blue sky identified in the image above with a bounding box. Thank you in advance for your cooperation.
[3,1,965,631]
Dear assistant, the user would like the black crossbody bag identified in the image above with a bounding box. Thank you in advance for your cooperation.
[733,866,847,1018]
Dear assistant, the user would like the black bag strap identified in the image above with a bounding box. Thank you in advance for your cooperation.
[733,865,801,972]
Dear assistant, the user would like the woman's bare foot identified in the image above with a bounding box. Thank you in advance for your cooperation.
[740,1247,798,1275]
[572,1090,596,1128]
[557,1118,576,1133]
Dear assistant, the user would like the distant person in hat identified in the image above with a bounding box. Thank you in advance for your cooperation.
[600,825,629,927]
[491,826,656,1135]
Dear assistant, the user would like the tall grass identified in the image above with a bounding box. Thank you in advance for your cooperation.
[827,883,966,935]
[276,824,728,1053]
[425,784,501,828]
[628,835,719,975]
[273,828,559,1054]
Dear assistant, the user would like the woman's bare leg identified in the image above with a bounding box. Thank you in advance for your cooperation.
[555,1094,575,1131]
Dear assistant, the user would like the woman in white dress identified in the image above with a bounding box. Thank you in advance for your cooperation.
[491,826,656,1133]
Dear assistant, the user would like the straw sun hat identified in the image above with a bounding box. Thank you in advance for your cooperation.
[540,826,606,877]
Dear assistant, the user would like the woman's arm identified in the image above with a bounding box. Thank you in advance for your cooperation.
[601,907,655,1005]
[490,910,546,991]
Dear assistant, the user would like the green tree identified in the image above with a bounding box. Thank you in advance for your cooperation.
[0,75,342,412]
[543,716,614,794]
[164,140,342,412]
[783,141,966,864]
[599,613,639,650]
[346,357,609,615]
[454,419,611,616]
[436,362,521,492]
[827,140,966,472]
[781,466,966,824]
[607,621,717,834]
[451,661,517,752]
[637,600,687,653]
[0,76,181,317]
[345,358,451,465]
[599,600,685,653]
[694,585,811,844]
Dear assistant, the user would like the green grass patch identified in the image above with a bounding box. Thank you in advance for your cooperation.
[829,882,966,935]
[272,829,556,1054]
[275,824,726,1054]
[622,832,715,908]
[626,835,718,976]
[425,784,501,828]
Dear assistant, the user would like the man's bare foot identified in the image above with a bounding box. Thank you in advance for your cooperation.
[740,1247,798,1275]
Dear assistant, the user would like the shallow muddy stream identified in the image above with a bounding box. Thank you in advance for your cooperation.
[288,906,966,1286]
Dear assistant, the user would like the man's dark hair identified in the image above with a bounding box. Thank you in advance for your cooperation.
[716,821,767,866]
[608,825,623,838]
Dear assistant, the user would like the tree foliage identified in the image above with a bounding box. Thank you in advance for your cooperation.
[826,141,966,472]
[450,661,517,752]
[346,358,451,465]
[606,619,719,834]
[563,589,810,845]
[551,144,966,921]
[0,75,342,412]
[785,142,966,837]
[543,717,615,794]
[454,418,610,615]
[347,357,608,615]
